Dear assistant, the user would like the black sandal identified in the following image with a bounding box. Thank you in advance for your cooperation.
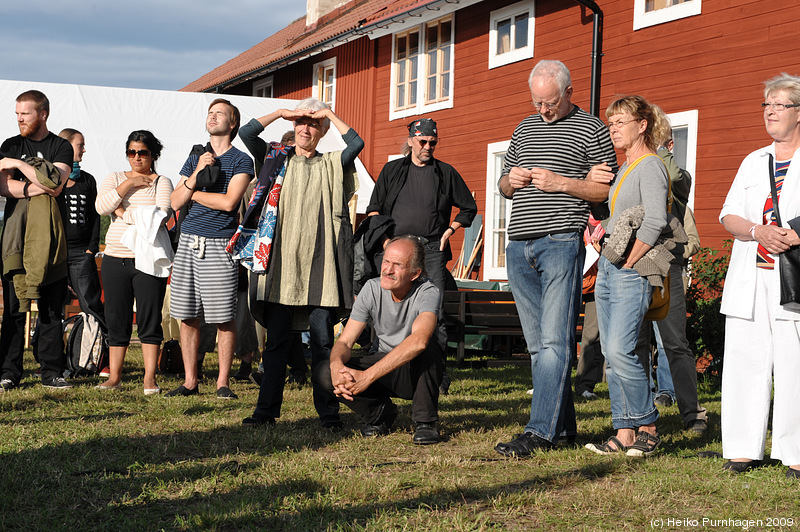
[585,436,629,455]
[626,431,660,457]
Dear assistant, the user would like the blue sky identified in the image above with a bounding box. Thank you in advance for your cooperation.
[0,1,308,91]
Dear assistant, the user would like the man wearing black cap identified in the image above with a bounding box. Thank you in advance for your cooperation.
[366,119,476,390]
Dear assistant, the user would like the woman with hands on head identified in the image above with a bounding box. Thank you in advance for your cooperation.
[95,130,173,395]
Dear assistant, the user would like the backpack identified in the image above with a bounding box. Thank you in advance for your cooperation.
[63,313,109,377]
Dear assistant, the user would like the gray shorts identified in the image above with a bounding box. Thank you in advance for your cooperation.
[170,233,238,323]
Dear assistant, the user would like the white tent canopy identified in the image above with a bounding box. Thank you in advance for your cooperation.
[0,79,374,213]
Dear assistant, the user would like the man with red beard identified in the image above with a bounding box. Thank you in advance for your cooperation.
[0,90,72,391]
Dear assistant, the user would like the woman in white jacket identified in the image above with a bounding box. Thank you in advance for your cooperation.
[719,73,800,479]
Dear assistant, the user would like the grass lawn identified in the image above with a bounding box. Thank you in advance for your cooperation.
[1,348,798,531]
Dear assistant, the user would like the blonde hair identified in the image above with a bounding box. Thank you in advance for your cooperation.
[606,95,669,151]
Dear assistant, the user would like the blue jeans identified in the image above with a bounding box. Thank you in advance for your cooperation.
[596,256,659,429]
[653,325,676,400]
[506,234,582,443]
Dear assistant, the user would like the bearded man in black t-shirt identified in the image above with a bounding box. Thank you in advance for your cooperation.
[0,90,72,391]
[366,118,477,393]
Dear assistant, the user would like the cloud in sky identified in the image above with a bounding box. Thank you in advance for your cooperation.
[0,1,307,91]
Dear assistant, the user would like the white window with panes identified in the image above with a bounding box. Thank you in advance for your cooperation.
[312,57,336,109]
[253,76,273,98]
[489,0,535,69]
[390,16,454,120]
[633,0,700,30]
[483,141,512,280]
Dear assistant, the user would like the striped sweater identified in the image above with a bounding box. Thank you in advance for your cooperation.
[502,106,617,240]
[95,172,173,258]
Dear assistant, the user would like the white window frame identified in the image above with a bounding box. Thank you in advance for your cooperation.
[483,140,512,280]
[253,76,274,98]
[665,109,698,209]
[389,16,455,121]
[488,0,535,69]
[633,0,701,30]
[312,57,337,109]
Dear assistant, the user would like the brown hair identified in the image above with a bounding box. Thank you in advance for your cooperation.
[209,98,241,140]
[16,90,50,119]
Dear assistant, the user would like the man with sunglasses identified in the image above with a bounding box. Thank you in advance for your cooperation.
[494,60,617,457]
[0,90,73,391]
[366,119,477,393]
[167,98,254,400]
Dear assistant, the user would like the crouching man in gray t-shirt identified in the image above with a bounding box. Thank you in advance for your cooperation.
[318,236,445,445]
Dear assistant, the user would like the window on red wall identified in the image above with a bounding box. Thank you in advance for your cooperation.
[390,15,454,121]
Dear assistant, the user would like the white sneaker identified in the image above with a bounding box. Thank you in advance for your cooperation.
[580,390,598,399]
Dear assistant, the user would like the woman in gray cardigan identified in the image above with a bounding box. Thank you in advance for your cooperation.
[585,95,669,458]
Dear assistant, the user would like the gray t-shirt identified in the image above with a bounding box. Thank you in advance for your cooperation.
[351,277,443,353]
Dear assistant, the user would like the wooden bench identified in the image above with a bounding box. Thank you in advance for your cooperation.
[443,289,523,367]
[443,289,585,367]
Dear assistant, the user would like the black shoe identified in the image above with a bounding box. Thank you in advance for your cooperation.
[361,402,398,437]
[412,422,440,445]
[322,420,344,431]
[242,415,276,427]
[495,432,555,457]
[0,378,16,392]
[249,371,263,386]
[232,362,252,382]
[787,468,800,480]
[286,373,307,387]
[216,386,238,400]
[654,393,674,407]
[42,376,72,389]
[723,460,762,473]
[687,419,707,434]
[165,385,199,397]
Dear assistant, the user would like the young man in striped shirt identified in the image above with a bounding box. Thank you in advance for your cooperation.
[494,60,617,457]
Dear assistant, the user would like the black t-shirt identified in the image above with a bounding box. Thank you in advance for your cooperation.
[0,132,72,221]
[391,163,439,239]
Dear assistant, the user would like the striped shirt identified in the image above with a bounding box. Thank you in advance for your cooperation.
[502,106,617,240]
[95,172,173,258]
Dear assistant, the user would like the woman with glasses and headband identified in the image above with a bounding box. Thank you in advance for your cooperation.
[584,95,670,457]
[95,130,173,394]
[718,73,800,479]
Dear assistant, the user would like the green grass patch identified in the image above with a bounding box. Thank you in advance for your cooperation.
[1,348,798,531]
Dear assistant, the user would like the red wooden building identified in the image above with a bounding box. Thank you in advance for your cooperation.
[182,0,800,281]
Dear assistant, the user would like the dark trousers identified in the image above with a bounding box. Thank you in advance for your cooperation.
[315,342,444,424]
[575,298,605,394]
[0,276,67,384]
[101,256,167,346]
[66,249,105,327]
[253,303,339,424]
[635,262,707,426]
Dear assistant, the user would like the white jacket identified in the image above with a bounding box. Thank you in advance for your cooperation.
[719,143,800,321]
[120,205,174,278]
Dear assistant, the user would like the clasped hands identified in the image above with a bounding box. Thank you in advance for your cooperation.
[332,366,374,401]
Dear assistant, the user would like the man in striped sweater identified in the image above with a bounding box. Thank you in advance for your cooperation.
[494,60,617,457]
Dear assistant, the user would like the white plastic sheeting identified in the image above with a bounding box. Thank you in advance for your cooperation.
[0,79,374,213]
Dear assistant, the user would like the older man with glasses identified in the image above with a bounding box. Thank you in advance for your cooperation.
[494,60,618,457]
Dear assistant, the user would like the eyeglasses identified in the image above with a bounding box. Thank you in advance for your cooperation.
[415,138,437,147]
[532,100,561,110]
[761,102,800,112]
[126,149,151,158]
[607,118,640,130]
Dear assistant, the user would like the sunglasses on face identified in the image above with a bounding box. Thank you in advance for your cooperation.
[415,139,437,147]
[126,149,151,158]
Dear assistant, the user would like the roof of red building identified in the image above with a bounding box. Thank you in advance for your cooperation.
[181,0,439,93]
